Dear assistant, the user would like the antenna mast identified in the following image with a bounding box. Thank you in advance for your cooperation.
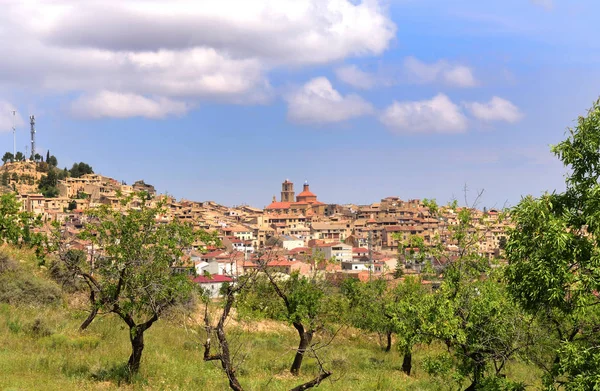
[11,110,16,157]
[29,115,36,160]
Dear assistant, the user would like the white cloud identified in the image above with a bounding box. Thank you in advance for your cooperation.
[71,91,189,119]
[404,57,478,87]
[335,65,377,90]
[286,77,373,124]
[0,1,396,118]
[380,94,469,133]
[530,0,553,10]
[465,96,523,123]
[0,101,24,132]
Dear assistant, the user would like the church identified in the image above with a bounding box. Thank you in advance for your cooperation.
[265,180,326,216]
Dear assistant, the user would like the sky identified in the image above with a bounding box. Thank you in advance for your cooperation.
[0,0,599,209]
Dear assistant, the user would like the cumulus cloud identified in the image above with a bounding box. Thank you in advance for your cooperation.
[404,57,478,87]
[71,91,189,119]
[0,101,24,132]
[465,96,523,123]
[286,77,373,124]
[0,1,396,118]
[380,94,469,134]
[335,65,378,89]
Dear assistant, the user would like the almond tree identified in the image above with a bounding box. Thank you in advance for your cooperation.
[54,192,217,376]
[505,99,600,390]
[203,273,332,391]
[0,192,42,248]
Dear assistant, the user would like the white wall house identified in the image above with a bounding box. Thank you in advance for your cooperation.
[192,275,233,298]
[313,242,352,263]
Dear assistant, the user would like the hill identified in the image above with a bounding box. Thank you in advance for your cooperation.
[0,246,540,391]
[0,161,46,194]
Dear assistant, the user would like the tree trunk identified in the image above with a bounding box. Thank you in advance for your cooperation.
[464,355,484,391]
[128,326,145,375]
[79,306,98,330]
[291,323,313,376]
[401,349,412,376]
[385,331,392,352]
[216,325,244,391]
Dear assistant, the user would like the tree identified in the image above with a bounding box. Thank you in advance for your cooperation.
[505,99,600,390]
[341,278,396,352]
[260,268,334,376]
[418,196,530,390]
[386,276,430,376]
[1,172,9,186]
[69,162,94,178]
[2,152,14,164]
[39,170,59,198]
[203,275,332,391]
[47,155,57,167]
[0,193,42,248]
[33,153,42,162]
[14,152,24,162]
[46,150,50,163]
[53,192,216,376]
[430,270,529,391]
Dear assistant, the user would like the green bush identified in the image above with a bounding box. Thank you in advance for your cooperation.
[0,253,18,273]
[0,272,62,305]
[27,318,54,338]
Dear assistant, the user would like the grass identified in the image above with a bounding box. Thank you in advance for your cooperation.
[0,247,542,390]
[0,302,542,391]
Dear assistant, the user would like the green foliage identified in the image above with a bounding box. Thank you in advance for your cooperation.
[1,171,9,186]
[39,169,59,198]
[47,154,58,167]
[387,276,430,354]
[69,162,93,178]
[422,198,439,216]
[341,278,394,337]
[0,253,62,306]
[2,152,14,164]
[237,274,287,320]
[506,98,600,390]
[77,193,204,321]
[0,193,43,247]
[15,151,25,162]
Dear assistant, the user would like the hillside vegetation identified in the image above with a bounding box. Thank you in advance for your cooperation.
[0,247,540,391]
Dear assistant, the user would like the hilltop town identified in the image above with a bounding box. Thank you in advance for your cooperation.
[1,157,511,286]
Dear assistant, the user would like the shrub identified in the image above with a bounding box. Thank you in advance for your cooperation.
[28,318,54,338]
[0,253,18,273]
[0,272,62,305]
[47,259,83,293]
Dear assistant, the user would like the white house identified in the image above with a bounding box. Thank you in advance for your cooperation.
[312,242,352,263]
[281,235,305,250]
[192,275,233,298]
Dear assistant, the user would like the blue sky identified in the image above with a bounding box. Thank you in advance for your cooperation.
[0,0,599,209]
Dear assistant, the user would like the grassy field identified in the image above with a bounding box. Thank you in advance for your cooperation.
[0,304,543,391]
[0,247,542,390]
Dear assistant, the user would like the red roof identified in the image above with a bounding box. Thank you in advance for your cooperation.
[192,275,233,284]
[288,247,310,254]
[266,201,291,210]
[296,190,317,198]
[202,250,227,258]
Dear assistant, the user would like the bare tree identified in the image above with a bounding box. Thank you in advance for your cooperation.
[202,272,332,391]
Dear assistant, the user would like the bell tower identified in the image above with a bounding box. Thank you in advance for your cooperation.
[281,179,295,202]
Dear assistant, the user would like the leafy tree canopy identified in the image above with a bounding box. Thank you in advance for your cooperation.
[505,98,600,389]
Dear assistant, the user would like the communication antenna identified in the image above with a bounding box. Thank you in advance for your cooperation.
[25,145,28,160]
[11,110,16,157]
[29,115,35,160]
